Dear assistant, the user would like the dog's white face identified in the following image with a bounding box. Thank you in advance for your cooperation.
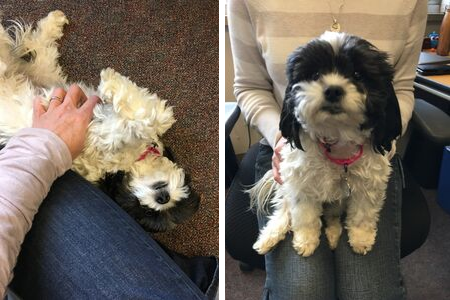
[293,72,367,142]
[281,31,402,154]
[128,156,190,211]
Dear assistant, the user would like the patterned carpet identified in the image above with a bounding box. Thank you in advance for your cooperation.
[1,0,218,257]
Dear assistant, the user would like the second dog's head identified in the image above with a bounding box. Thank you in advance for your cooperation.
[280,31,402,154]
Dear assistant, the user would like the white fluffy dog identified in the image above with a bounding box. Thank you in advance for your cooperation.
[0,11,199,229]
[250,32,402,257]
[0,11,174,181]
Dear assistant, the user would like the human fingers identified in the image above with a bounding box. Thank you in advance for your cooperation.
[32,97,46,123]
[64,84,88,108]
[272,152,283,185]
[47,88,66,111]
[79,95,100,121]
[272,137,287,184]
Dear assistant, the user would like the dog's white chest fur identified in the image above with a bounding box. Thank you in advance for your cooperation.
[280,140,391,205]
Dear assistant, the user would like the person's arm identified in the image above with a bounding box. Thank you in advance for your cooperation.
[228,0,281,148]
[393,0,427,133]
[0,128,72,294]
[0,85,98,296]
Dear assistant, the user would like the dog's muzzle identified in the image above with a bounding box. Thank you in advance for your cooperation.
[324,85,344,103]
[156,190,170,204]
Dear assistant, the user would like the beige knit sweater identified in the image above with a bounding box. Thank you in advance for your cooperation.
[228,0,428,148]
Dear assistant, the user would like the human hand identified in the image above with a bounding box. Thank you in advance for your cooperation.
[272,132,287,185]
[32,84,100,159]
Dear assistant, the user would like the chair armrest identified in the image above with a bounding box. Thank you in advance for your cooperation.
[411,99,450,145]
[225,103,241,138]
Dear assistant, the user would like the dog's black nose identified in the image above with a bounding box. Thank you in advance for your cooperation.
[324,86,344,103]
[156,191,170,204]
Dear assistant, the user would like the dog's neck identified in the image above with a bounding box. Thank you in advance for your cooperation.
[317,135,362,160]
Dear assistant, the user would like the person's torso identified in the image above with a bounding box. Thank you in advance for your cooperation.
[244,0,419,105]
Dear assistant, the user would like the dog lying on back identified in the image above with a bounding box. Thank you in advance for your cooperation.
[250,32,401,256]
[0,10,199,232]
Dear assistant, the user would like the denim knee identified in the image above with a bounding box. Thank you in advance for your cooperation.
[263,233,336,300]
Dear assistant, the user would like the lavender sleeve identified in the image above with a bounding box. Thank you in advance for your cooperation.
[0,128,72,296]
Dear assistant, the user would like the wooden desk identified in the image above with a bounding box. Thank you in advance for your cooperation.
[415,51,450,102]
[414,74,450,102]
[424,74,450,86]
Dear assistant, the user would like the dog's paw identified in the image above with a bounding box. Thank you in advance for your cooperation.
[348,225,377,255]
[253,234,282,255]
[292,229,320,257]
[99,68,175,136]
[38,10,69,40]
[325,222,342,250]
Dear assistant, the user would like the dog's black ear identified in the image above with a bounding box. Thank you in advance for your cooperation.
[365,82,402,154]
[280,86,303,150]
[351,39,402,155]
[280,48,304,150]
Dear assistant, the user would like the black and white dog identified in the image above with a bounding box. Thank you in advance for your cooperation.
[100,147,200,233]
[250,31,402,257]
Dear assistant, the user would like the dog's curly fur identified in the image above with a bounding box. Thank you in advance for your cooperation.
[0,10,199,232]
[250,32,402,257]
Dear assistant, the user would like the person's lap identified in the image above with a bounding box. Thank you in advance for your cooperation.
[256,143,405,300]
[9,170,209,300]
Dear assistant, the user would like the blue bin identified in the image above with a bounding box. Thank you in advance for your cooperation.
[438,146,450,214]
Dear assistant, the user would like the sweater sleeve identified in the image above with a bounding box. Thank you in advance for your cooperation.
[0,128,72,296]
[228,0,282,148]
[393,0,427,134]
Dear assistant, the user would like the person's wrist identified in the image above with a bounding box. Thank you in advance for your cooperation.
[273,131,283,149]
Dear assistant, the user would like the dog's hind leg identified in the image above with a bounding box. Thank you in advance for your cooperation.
[253,199,291,255]
[11,10,68,87]
[99,68,176,137]
[323,201,344,250]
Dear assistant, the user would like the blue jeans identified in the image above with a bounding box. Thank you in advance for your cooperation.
[8,171,217,299]
[255,143,405,300]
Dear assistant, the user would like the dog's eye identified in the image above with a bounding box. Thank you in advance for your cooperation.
[312,72,320,81]
[153,181,168,190]
[353,71,362,80]
[291,84,301,92]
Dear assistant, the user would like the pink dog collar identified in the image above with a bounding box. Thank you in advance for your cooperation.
[319,142,363,169]
[137,145,161,161]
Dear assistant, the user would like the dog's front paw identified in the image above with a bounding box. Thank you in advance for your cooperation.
[38,10,69,40]
[292,228,320,257]
[325,222,342,250]
[348,225,377,255]
[253,232,284,255]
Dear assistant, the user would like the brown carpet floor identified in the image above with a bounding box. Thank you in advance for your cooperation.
[1,0,218,257]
